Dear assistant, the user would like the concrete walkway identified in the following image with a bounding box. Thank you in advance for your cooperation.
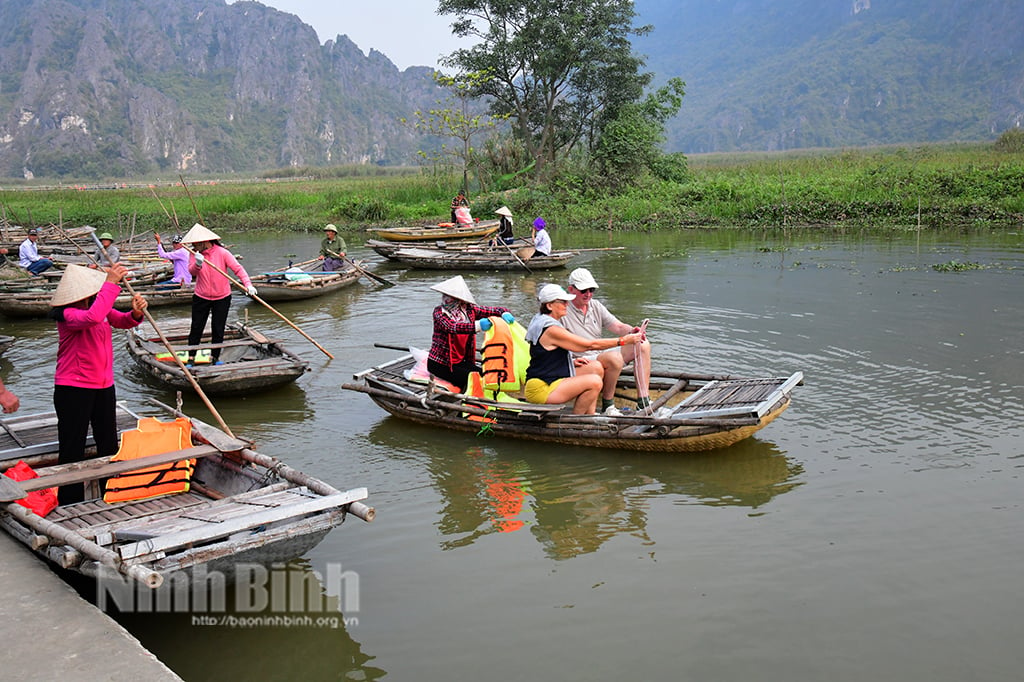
[0,532,181,680]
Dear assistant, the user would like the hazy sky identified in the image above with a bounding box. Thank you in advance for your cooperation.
[243,1,471,70]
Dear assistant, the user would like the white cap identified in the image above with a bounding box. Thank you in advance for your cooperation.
[430,275,476,304]
[537,283,575,304]
[567,268,599,291]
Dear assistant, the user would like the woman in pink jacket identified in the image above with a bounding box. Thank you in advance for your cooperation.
[181,223,256,365]
[49,263,147,504]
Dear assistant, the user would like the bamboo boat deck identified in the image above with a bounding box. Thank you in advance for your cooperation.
[343,353,803,453]
[0,405,373,587]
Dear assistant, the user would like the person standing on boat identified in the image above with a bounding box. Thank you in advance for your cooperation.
[92,232,120,267]
[523,284,642,415]
[155,233,192,286]
[0,377,19,414]
[18,228,54,275]
[450,191,469,224]
[183,223,256,366]
[49,263,147,504]
[428,275,513,392]
[318,224,347,272]
[561,268,653,416]
[531,218,551,257]
[494,206,515,245]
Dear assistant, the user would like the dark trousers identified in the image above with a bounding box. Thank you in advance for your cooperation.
[428,358,479,393]
[189,295,232,362]
[54,384,118,505]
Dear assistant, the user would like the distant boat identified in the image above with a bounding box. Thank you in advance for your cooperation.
[367,219,500,242]
[126,320,309,395]
[0,283,193,319]
[250,267,361,302]
[381,245,576,271]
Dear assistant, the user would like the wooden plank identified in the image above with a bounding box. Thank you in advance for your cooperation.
[17,445,219,493]
[117,488,369,560]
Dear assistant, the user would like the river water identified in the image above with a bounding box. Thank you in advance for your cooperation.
[1,227,1022,681]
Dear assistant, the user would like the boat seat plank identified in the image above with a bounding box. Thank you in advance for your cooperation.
[113,488,317,535]
[669,372,803,419]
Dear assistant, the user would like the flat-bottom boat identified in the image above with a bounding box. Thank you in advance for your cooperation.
[251,266,361,301]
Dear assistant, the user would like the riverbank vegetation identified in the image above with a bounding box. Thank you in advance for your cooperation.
[0,141,1021,237]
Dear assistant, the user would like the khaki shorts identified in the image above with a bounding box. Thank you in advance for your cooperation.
[524,377,564,404]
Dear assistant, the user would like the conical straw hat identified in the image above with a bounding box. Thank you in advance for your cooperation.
[495,206,513,217]
[180,223,221,243]
[430,275,476,305]
[50,264,108,307]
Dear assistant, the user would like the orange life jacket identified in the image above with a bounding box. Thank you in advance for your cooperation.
[103,417,195,503]
[482,317,530,395]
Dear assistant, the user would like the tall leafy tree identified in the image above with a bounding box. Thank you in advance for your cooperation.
[438,0,653,177]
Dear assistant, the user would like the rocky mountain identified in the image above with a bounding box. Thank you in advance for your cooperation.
[0,0,442,178]
[634,0,1024,152]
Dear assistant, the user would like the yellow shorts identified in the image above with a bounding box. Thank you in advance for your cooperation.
[524,377,564,404]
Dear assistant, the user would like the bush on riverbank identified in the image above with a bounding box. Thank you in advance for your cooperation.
[1,143,1021,235]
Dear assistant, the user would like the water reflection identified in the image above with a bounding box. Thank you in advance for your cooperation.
[368,420,803,559]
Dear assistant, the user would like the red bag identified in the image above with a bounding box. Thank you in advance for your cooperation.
[3,461,58,517]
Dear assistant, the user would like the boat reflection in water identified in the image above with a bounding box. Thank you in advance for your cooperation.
[369,421,803,559]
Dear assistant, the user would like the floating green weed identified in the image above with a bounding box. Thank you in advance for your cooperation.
[932,260,987,272]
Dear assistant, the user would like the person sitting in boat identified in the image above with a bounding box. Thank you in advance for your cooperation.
[493,206,515,245]
[155,233,192,286]
[428,275,513,393]
[183,223,257,366]
[531,217,551,257]
[454,204,474,227]
[18,228,54,275]
[91,231,120,268]
[0,376,19,414]
[561,268,653,416]
[523,284,642,415]
[450,191,469,224]
[49,263,147,504]
[318,224,348,272]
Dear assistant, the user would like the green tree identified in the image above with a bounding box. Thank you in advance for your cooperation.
[438,0,652,178]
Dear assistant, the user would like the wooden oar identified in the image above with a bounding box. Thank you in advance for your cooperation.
[498,239,532,272]
[325,248,395,288]
[181,243,335,359]
[82,228,237,437]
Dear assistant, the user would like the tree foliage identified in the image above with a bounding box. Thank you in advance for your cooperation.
[438,0,653,178]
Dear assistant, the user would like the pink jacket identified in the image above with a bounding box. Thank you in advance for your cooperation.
[188,244,252,300]
[55,282,141,389]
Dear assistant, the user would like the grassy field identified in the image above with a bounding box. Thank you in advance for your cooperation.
[1,143,1021,237]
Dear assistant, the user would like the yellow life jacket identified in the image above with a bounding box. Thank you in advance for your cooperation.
[103,417,195,503]
[482,318,530,395]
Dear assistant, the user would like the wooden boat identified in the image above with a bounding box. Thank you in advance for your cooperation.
[367,219,500,242]
[126,320,310,395]
[0,283,193,319]
[251,266,361,302]
[382,245,577,271]
[367,237,534,261]
[41,260,174,285]
[343,352,802,453]
[0,335,13,356]
[0,403,373,588]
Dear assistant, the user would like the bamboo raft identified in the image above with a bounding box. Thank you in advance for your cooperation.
[0,282,193,318]
[250,266,362,302]
[126,320,310,394]
[367,220,500,242]
[381,246,577,271]
[0,403,373,588]
[343,353,802,453]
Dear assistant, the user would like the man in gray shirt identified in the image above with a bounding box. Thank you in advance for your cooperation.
[561,268,652,416]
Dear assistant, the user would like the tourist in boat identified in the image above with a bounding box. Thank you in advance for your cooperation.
[18,228,54,275]
[183,223,257,366]
[155,233,192,286]
[531,217,551,256]
[49,263,147,504]
[318,223,348,272]
[450,190,469,224]
[524,284,642,415]
[562,268,653,416]
[428,275,514,392]
[92,232,120,267]
[0,377,19,414]
[494,206,515,245]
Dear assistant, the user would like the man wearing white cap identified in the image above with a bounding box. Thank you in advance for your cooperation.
[427,275,514,392]
[562,267,653,415]
[182,223,257,365]
[523,283,643,415]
